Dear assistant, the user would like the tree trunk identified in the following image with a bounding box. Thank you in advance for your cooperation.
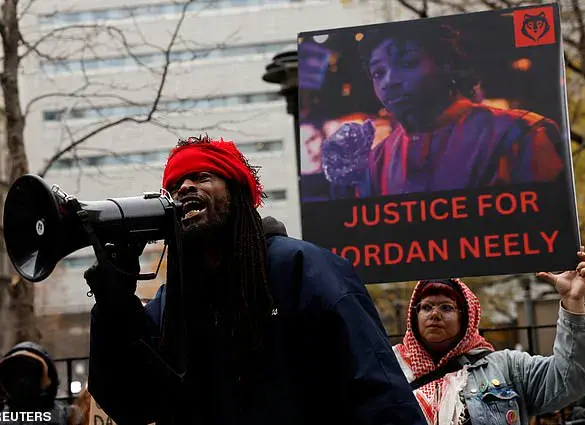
[0,0,40,352]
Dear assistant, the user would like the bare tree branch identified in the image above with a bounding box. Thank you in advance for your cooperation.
[3,0,29,182]
[0,0,256,350]
[395,0,427,17]
[564,34,581,51]
[37,110,268,177]
[571,0,585,42]
[24,88,150,117]
[429,0,469,13]
[38,116,153,177]
[565,51,584,77]
[37,1,198,177]
[18,0,39,21]
[21,2,235,121]
[18,23,136,62]
[422,0,429,17]
[478,0,501,9]
[570,0,585,72]
[146,0,192,121]
[0,0,40,349]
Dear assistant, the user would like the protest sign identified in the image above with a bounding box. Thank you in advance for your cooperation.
[298,4,580,283]
[89,396,154,425]
[89,396,115,425]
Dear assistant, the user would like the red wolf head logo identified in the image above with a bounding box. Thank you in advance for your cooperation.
[521,11,550,41]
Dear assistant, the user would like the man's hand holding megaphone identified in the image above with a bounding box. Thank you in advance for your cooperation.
[83,242,145,311]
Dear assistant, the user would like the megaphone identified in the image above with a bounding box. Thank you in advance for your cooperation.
[3,174,180,283]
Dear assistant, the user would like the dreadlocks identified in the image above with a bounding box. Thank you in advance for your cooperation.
[159,135,273,388]
[224,182,273,355]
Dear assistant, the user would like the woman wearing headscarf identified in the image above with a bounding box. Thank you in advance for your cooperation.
[393,250,585,425]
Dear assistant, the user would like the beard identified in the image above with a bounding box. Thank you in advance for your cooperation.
[178,220,232,308]
[178,192,232,290]
[180,191,231,243]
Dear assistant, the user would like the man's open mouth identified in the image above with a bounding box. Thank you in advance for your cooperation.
[182,198,207,220]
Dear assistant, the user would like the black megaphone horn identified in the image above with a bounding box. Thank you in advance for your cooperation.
[3,174,181,283]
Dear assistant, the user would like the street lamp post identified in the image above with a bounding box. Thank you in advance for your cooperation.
[262,51,300,177]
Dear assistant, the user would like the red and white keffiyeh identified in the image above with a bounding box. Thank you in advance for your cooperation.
[394,278,494,425]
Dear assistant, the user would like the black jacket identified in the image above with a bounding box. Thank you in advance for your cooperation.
[88,221,425,425]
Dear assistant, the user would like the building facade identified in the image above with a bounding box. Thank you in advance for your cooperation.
[16,0,381,395]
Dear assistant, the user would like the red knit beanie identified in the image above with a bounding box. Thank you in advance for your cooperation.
[162,137,264,207]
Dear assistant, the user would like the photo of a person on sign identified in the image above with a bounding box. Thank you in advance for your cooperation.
[319,22,565,198]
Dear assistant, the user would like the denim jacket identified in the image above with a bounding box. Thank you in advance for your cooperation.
[462,304,585,425]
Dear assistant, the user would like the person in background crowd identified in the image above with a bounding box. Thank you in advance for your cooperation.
[392,250,585,425]
[69,387,90,425]
[0,342,82,425]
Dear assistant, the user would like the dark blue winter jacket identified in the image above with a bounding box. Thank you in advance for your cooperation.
[88,235,425,425]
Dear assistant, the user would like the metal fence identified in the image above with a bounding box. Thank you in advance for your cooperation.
[52,323,558,404]
[479,323,558,354]
[53,356,89,404]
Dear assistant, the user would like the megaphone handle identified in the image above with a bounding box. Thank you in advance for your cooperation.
[68,204,142,281]
[69,202,185,385]
[75,210,111,265]
[74,208,161,281]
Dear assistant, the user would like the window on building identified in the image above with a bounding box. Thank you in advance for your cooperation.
[238,140,283,154]
[43,91,281,122]
[43,110,63,121]
[61,255,95,269]
[39,0,304,27]
[264,189,287,202]
[48,139,283,171]
[40,41,295,76]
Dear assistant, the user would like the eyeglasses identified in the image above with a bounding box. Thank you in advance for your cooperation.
[416,302,459,316]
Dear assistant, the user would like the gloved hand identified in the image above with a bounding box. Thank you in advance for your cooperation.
[83,243,144,310]
[320,120,375,186]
